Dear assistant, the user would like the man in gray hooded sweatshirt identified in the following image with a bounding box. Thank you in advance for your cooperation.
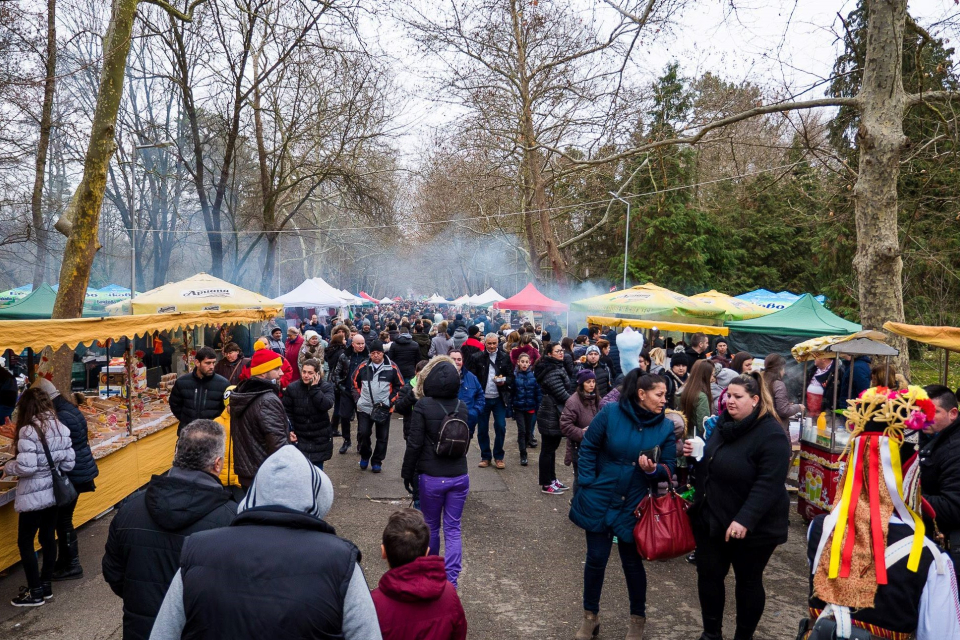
[149,445,381,640]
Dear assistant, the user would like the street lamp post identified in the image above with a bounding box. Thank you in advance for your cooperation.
[609,192,631,290]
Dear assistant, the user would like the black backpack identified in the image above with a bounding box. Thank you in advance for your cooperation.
[435,399,469,458]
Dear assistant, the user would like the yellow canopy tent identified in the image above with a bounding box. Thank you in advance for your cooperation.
[106,273,281,316]
[884,321,960,386]
[0,308,279,353]
[571,283,724,321]
[587,316,729,336]
[690,290,773,321]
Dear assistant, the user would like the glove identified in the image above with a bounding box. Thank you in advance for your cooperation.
[403,478,415,495]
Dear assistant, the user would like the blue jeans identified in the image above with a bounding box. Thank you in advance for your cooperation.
[583,530,648,617]
[477,396,507,461]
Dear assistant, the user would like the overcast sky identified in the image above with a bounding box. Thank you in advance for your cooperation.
[369,0,960,161]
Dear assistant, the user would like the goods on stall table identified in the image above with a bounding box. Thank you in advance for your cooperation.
[798,443,846,521]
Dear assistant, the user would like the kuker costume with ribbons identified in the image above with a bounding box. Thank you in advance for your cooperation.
[801,386,960,640]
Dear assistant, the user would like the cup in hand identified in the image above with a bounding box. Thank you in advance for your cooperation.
[686,436,705,461]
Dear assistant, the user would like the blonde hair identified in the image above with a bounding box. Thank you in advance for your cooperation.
[648,347,666,366]
[415,356,456,399]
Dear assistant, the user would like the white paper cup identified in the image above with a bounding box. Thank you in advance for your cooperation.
[686,437,705,460]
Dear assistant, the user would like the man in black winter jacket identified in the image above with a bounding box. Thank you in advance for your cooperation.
[282,359,335,469]
[332,335,369,453]
[169,346,229,435]
[920,384,960,580]
[230,349,291,488]
[390,324,422,381]
[467,334,514,468]
[102,420,235,640]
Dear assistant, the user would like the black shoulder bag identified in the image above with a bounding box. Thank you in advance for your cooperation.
[36,423,78,507]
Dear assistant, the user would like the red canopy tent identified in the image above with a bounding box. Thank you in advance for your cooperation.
[493,283,568,312]
[358,291,379,303]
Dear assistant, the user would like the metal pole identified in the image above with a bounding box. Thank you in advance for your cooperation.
[609,192,631,290]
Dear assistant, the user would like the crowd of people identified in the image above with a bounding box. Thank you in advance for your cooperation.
[1,301,959,640]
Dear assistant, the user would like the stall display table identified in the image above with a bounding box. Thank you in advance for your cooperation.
[798,431,848,522]
[0,415,178,572]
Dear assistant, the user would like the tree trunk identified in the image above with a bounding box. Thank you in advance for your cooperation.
[854,0,909,373]
[53,0,138,318]
[31,0,57,288]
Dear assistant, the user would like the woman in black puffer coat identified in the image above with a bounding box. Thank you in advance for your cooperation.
[324,331,348,437]
[35,379,98,581]
[281,360,335,468]
[535,343,574,493]
[401,356,470,589]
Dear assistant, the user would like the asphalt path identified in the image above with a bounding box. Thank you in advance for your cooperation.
[0,415,808,639]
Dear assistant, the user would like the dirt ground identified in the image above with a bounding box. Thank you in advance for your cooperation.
[0,417,808,639]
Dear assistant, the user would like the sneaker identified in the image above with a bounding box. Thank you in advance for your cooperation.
[686,551,697,564]
[520,456,528,466]
[550,480,567,493]
[371,464,382,474]
[41,582,52,600]
[11,586,44,607]
[529,438,538,448]
[478,459,490,468]
[359,459,369,470]
[541,484,564,495]
[338,442,351,455]
[554,480,569,490]
[494,459,505,470]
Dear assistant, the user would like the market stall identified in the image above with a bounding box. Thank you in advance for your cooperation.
[884,321,960,385]
[0,308,277,571]
[105,272,279,315]
[790,332,899,521]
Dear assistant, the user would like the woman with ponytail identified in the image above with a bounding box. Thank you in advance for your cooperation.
[683,371,790,640]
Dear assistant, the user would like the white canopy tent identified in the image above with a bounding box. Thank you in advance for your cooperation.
[452,295,472,304]
[339,289,365,305]
[471,288,506,306]
[277,278,352,309]
[426,293,451,305]
[379,296,394,304]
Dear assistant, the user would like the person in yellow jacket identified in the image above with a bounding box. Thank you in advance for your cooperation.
[213,386,243,495]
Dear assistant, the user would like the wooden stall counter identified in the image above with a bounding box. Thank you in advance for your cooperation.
[0,416,178,573]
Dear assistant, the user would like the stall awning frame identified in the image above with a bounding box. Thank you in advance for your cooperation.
[587,316,729,336]
[0,308,279,353]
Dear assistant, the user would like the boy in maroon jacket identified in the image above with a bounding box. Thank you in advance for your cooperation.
[372,509,467,640]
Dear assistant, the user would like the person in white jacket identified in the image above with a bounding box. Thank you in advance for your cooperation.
[3,385,75,607]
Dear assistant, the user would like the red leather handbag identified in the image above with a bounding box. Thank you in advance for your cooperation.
[632,465,696,561]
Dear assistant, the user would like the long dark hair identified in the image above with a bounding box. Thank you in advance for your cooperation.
[14,386,56,452]
[762,353,786,400]
[680,359,714,432]
[731,351,753,374]
[561,337,574,354]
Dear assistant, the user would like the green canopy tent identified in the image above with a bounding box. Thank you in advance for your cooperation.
[724,294,862,400]
[0,283,102,320]
[724,294,860,337]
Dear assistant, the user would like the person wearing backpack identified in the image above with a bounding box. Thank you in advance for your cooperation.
[401,356,470,589]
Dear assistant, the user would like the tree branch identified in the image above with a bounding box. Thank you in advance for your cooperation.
[602,0,657,28]
[142,0,208,22]
[906,90,960,107]
[544,96,861,168]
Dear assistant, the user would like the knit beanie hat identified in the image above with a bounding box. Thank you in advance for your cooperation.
[577,369,597,386]
[239,446,333,519]
[368,340,384,353]
[585,345,601,355]
[671,352,692,369]
[253,338,267,351]
[303,330,319,343]
[34,376,61,400]
[249,349,283,376]
[468,325,481,337]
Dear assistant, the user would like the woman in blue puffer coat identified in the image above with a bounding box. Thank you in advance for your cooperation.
[568,370,676,640]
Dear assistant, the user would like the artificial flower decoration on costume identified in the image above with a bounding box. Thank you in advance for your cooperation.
[810,385,934,610]
[842,385,936,441]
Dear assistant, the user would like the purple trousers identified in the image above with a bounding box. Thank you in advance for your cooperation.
[419,473,470,588]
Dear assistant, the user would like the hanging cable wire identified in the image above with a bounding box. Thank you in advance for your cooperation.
[128,159,807,234]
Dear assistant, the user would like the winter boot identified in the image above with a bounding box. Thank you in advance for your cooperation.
[11,586,44,607]
[574,610,600,640]
[625,615,645,640]
[51,531,83,581]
